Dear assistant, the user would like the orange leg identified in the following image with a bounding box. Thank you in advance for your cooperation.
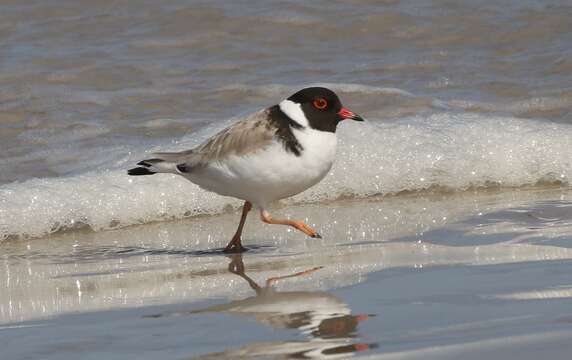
[260,210,322,239]
[224,201,252,253]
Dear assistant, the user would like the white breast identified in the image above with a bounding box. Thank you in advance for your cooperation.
[185,128,336,208]
[183,100,338,208]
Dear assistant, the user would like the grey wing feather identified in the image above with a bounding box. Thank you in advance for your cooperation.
[154,109,275,171]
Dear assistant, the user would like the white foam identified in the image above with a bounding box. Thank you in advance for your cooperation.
[1,112,572,240]
[293,113,572,203]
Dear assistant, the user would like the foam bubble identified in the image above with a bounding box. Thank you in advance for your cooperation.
[294,113,572,203]
[0,171,240,241]
[1,112,572,241]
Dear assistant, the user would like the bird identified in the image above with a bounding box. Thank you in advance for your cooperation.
[128,87,364,252]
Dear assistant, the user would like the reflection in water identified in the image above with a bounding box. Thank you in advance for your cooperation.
[3,189,572,325]
[181,254,375,359]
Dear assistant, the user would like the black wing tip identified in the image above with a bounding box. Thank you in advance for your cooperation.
[128,167,156,176]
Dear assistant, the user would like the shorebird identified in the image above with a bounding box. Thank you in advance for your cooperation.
[128,87,363,252]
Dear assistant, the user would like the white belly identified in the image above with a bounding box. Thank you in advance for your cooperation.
[184,128,337,208]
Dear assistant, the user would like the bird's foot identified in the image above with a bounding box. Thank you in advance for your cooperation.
[292,221,322,239]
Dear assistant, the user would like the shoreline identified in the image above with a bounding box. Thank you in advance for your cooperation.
[2,187,572,359]
[3,187,572,320]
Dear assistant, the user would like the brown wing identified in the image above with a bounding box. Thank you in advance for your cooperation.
[153,109,275,170]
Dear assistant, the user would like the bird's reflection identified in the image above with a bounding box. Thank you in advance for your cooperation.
[185,254,376,359]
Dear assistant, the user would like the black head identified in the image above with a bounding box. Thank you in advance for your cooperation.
[287,87,364,133]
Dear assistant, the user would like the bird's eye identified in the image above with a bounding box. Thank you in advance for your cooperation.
[313,98,328,110]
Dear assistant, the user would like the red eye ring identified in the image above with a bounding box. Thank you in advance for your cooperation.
[313,98,328,110]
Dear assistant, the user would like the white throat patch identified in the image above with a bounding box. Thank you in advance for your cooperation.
[279,99,308,127]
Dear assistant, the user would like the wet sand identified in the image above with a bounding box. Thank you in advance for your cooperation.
[2,188,572,359]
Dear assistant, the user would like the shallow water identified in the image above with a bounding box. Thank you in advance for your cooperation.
[1,0,572,359]
[2,188,572,359]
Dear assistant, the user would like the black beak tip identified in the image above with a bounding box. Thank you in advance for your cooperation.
[352,114,365,122]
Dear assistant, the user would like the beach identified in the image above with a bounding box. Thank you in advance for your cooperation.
[1,0,572,358]
[3,188,572,359]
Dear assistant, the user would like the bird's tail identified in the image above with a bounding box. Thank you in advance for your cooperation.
[127,158,178,176]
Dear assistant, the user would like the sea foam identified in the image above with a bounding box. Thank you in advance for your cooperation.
[1,112,571,241]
